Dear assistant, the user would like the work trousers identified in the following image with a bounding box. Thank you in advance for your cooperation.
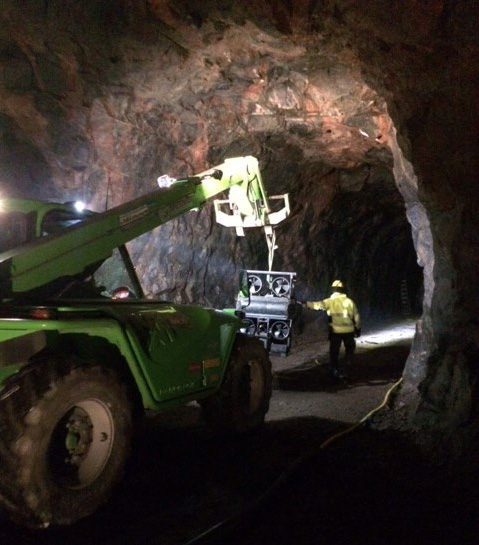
[329,331,356,376]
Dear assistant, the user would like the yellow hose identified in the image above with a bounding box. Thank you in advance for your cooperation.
[184,376,404,545]
[319,377,404,450]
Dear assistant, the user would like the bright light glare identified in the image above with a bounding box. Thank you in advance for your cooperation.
[74,201,85,212]
[358,321,416,347]
[157,175,177,188]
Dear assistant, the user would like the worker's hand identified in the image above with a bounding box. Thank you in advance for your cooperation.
[354,327,361,338]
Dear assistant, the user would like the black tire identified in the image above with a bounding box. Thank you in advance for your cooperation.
[0,355,133,528]
[201,336,272,433]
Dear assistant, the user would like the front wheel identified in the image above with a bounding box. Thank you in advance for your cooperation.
[0,356,133,528]
[201,336,272,433]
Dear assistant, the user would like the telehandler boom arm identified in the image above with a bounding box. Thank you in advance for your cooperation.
[0,156,288,297]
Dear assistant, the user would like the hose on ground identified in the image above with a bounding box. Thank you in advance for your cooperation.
[182,377,404,545]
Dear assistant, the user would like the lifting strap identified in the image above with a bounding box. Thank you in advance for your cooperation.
[265,227,277,271]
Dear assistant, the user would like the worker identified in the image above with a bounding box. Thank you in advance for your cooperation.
[306,280,361,381]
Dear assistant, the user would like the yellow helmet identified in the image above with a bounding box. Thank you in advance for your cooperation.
[331,279,344,289]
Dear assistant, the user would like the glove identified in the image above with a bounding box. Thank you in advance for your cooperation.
[354,327,361,338]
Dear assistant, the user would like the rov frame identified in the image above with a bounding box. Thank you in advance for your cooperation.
[238,269,296,355]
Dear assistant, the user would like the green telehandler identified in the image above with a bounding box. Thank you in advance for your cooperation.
[0,156,290,528]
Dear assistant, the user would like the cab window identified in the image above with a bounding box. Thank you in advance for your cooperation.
[40,209,86,236]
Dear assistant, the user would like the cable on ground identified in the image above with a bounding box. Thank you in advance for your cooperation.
[182,377,404,545]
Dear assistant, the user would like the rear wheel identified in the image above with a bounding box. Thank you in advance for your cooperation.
[0,355,133,528]
[201,337,272,433]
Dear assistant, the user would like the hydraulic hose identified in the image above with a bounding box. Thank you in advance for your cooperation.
[182,377,404,545]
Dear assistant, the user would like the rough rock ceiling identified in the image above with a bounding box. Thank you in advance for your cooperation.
[0,0,416,313]
[1,0,479,455]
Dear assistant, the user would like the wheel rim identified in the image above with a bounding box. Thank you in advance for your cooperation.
[240,359,265,415]
[48,399,115,489]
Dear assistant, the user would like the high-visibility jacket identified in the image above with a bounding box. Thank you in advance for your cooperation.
[307,292,360,334]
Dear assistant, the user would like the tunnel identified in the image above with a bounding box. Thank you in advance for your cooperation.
[0,0,478,542]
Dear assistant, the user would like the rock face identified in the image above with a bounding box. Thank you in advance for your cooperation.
[0,0,478,458]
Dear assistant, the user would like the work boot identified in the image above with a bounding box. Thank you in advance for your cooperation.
[340,363,351,381]
[329,367,340,381]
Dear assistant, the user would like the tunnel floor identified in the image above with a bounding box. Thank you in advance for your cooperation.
[269,317,416,424]
[2,318,478,545]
